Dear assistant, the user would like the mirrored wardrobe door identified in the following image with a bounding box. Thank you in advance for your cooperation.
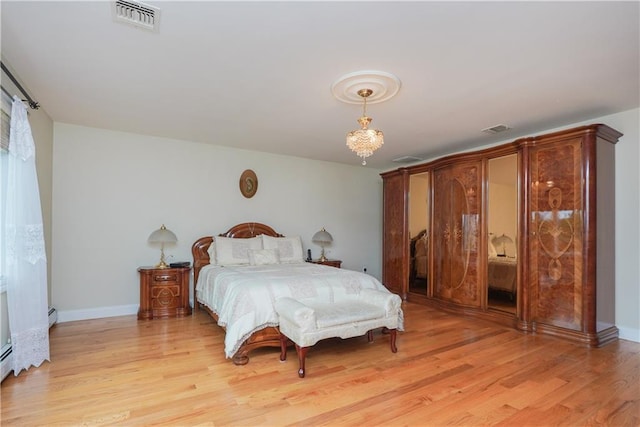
[409,172,430,296]
[487,154,518,314]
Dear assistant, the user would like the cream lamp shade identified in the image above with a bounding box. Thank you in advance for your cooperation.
[312,228,333,262]
[491,233,514,257]
[148,224,178,268]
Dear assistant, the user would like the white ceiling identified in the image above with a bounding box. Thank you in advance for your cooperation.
[2,1,638,169]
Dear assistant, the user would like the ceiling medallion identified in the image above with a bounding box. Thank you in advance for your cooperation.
[332,71,401,165]
[331,70,401,105]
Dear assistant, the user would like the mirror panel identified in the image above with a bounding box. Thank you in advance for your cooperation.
[409,172,429,295]
[487,154,518,313]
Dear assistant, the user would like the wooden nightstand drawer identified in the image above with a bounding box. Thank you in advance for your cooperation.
[150,284,180,309]
[309,259,342,268]
[152,272,181,284]
[138,266,191,319]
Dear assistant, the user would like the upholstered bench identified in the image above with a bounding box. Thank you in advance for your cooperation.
[274,289,403,378]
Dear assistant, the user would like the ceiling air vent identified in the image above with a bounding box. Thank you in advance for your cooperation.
[392,156,423,163]
[481,124,512,135]
[112,0,160,32]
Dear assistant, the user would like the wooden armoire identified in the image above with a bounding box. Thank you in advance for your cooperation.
[381,124,622,347]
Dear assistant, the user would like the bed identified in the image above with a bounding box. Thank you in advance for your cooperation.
[487,235,517,298]
[410,230,428,281]
[192,222,401,365]
[487,256,517,298]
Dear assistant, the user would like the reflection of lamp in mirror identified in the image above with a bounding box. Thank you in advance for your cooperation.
[312,228,333,262]
[148,224,177,268]
[492,233,513,257]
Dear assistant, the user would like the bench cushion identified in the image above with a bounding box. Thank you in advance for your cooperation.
[306,302,385,329]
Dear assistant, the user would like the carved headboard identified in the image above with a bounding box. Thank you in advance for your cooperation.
[191,222,284,287]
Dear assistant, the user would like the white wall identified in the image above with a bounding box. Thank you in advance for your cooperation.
[488,182,517,257]
[52,123,383,320]
[602,109,640,342]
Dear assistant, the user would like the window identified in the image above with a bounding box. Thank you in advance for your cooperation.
[1,92,10,152]
[0,91,11,283]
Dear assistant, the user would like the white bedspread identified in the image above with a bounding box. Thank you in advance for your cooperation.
[195,262,401,358]
[488,256,517,293]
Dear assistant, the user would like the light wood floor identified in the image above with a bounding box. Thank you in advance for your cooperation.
[2,302,639,426]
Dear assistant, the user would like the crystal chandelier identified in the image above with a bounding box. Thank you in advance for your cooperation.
[346,89,384,165]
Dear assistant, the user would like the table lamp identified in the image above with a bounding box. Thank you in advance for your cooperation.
[148,224,177,268]
[312,228,333,262]
[492,233,514,257]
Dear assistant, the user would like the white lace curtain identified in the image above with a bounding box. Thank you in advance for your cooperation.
[3,95,50,375]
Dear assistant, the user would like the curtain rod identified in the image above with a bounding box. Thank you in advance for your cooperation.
[0,61,40,110]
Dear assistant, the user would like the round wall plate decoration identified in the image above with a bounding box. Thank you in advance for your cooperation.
[239,169,258,198]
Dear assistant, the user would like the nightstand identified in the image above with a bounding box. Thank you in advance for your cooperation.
[137,266,192,319]
[309,259,342,268]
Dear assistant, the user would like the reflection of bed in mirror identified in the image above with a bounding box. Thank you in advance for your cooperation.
[487,235,516,299]
[488,256,517,298]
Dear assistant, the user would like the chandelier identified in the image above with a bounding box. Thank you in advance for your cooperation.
[346,89,384,166]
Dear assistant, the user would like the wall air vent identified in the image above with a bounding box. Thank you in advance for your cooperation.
[112,0,160,32]
[392,155,423,163]
[481,124,512,134]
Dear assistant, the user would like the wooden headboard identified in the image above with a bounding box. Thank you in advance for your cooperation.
[191,222,284,295]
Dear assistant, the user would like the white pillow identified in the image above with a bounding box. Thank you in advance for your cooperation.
[488,238,498,257]
[249,248,280,266]
[207,240,217,265]
[215,236,263,265]
[262,235,305,264]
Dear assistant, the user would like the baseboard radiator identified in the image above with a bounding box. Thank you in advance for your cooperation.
[1,306,57,381]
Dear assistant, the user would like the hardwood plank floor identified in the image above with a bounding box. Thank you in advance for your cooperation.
[1,302,638,426]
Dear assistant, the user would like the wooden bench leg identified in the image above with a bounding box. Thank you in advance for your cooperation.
[295,344,309,378]
[281,328,397,378]
[279,333,309,378]
[279,333,288,361]
[373,328,398,353]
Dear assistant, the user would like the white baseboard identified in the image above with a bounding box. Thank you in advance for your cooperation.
[617,325,640,343]
[57,304,138,323]
[48,306,58,327]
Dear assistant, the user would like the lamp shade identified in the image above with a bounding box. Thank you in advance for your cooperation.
[491,233,513,256]
[148,224,177,244]
[312,228,333,244]
[148,224,177,268]
[491,233,513,247]
[312,228,333,262]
